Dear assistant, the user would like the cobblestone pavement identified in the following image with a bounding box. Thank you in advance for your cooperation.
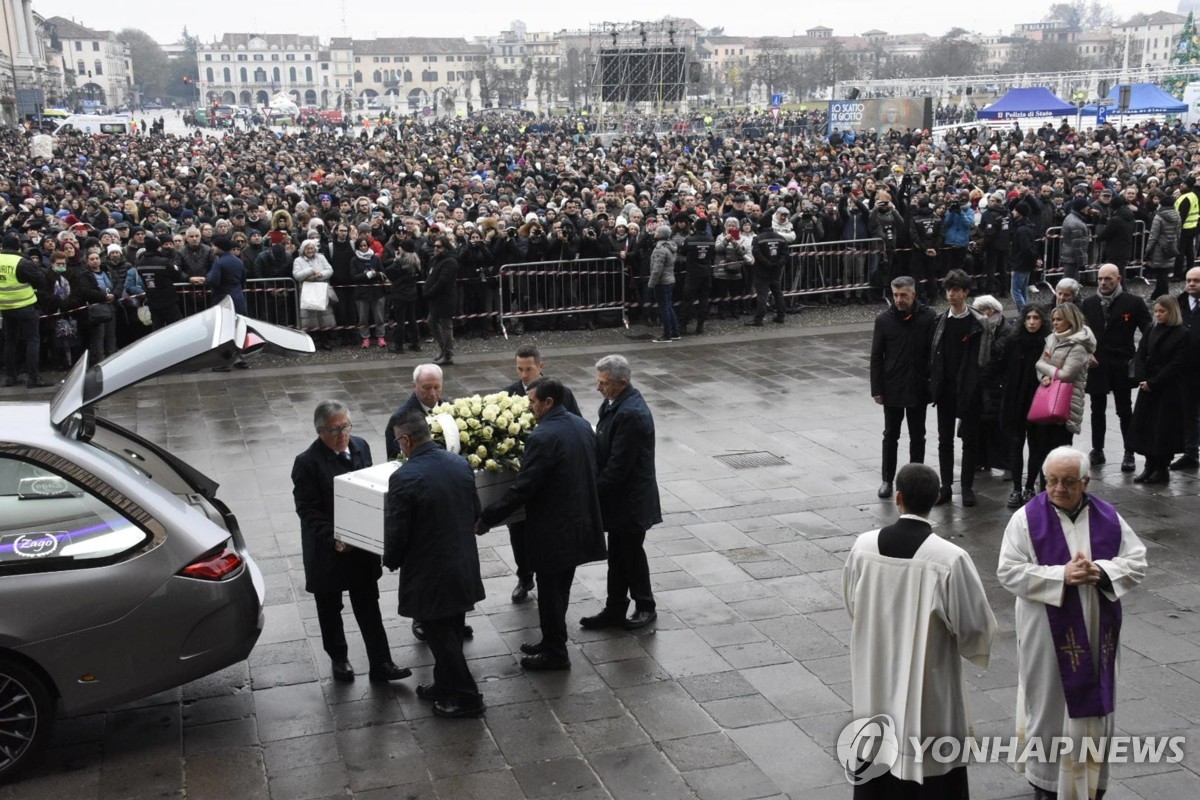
[5,317,1200,800]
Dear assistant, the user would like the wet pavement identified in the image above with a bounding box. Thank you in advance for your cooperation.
[6,316,1200,800]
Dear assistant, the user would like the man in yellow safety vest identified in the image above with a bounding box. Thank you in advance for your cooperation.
[1173,175,1199,280]
[0,233,51,388]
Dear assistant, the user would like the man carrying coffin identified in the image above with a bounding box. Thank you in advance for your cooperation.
[998,446,1147,800]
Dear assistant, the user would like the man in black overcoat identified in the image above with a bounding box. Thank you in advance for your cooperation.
[291,400,411,683]
[870,276,937,499]
[476,378,607,671]
[580,354,662,631]
[384,411,486,718]
[1174,266,1200,469]
[423,235,458,366]
[502,344,580,603]
[1081,263,1151,472]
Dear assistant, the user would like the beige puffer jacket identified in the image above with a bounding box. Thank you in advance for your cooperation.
[1035,326,1097,434]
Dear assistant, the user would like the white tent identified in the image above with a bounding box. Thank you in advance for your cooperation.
[268,92,299,116]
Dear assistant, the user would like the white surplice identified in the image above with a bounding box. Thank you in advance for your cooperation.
[843,522,997,784]
[997,500,1147,800]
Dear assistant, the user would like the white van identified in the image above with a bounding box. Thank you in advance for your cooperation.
[53,114,133,136]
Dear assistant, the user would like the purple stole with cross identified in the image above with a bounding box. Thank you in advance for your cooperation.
[1026,492,1123,719]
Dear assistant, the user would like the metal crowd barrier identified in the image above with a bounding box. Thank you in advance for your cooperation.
[173,277,299,325]
[497,257,626,336]
[784,238,887,296]
[1042,220,1149,282]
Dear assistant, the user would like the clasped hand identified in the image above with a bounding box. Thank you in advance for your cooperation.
[1064,551,1102,587]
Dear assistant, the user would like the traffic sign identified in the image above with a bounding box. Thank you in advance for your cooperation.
[771,93,783,108]
[421,106,432,117]
[1096,105,1107,125]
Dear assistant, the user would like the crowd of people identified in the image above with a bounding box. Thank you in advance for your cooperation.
[3,106,1200,383]
[872,263,1200,510]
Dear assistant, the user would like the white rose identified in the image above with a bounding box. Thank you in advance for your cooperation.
[484,458,499,472]
[508,423,521,436]
[467,454,482,468]
[476,445,488,458]
[459,431,470,444]
[482,405,499,421]
[430,421,442,434]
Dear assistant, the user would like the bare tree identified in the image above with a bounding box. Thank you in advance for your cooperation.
[916,28,984,77]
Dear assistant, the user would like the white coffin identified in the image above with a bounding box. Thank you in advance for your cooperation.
[334,462,524,556]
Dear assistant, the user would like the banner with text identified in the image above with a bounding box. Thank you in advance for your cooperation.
[827,98,932,136]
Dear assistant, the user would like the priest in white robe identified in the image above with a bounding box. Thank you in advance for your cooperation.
[998,446,1147,800]
[844,463,997,798]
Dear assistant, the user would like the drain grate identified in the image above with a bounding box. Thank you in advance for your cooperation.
[714,451,787,470]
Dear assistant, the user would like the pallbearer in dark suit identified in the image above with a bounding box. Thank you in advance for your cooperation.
[476,378,607,671]
[384,411,486,718]
[291,400,412,684]
[580,354,662,631]
[502,344,581,604]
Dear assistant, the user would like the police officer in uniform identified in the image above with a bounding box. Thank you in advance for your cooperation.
[1,234,51,388]
[678,218,715,335]
[747,224,787,326]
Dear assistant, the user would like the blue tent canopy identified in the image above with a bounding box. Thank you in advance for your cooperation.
[1080,83,1187,116]
[977,87,1076,120]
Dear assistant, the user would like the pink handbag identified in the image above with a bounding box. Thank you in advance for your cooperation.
[1027,368,1072,425]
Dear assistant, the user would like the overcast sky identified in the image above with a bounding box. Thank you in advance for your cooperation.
[38,0,1163,45]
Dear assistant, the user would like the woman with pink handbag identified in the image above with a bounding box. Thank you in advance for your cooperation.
[1028,302,1096,488]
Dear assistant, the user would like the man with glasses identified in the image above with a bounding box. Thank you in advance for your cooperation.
[292,400,413,685]
[998,446,1146,800]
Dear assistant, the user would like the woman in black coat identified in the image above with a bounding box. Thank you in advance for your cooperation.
[975,296,1012,472]
[1129,295,1189,484]
[1001,304,1051,507]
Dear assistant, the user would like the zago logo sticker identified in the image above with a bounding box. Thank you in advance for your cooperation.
[836,715,899,785]
[13,532,60,558]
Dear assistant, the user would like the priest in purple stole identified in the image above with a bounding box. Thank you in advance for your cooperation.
[998,446,1147,800]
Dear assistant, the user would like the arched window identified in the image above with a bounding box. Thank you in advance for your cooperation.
[223,67,231,83]
[404,70,412,83]
[254,67,266,82]
[205,67,214,82]
[305,66,313,82]
[240,67,247,82]
[272,66,280,82]
[289,66,296,82]
[354,71,362,83]
[373,70,382,82]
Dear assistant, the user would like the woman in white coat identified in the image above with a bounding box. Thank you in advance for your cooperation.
[1029,302,1096,486]
[294,238,337,350]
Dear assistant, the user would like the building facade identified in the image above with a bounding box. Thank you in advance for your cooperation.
[1112,11,1186,67]
[43,16,132,110]
[197,34,323,108]
[1,1,64,121]
[327,37,486,112]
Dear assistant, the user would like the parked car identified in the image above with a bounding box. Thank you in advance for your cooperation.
[0,298,314,783]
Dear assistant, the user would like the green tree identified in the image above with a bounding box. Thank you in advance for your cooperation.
[119,28,170,101]
[1165,11,1200,98]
